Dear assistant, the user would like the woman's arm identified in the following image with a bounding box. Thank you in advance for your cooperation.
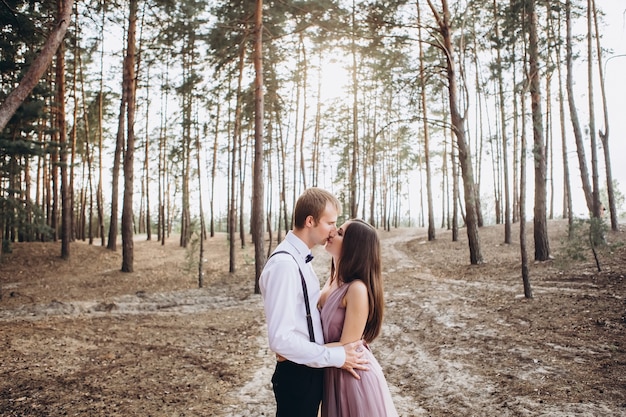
[323,280,368,348]
[323,281,370,378]
[339,280,369,344]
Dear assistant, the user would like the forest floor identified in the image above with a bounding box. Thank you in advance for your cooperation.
[0,219,625,416]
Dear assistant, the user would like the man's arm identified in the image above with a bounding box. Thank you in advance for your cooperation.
[260,257,346,367]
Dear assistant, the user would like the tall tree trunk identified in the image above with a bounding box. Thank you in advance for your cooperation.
[97,0,106,247]
[512,49,520,224]
[194,112,205,288]
[229,44,245,273]
[86,109,94,242]
[158,60,170,246]
[370,92,381,228]
[417,1,435,241]
[77,187,85,240]
[144,65,151,241]
[298,33,308,191]
[312,53,323,186]
[427,0,482,264]
[179,38,193,249]
[593,0,617,231]
[253,0,265,293]
[493,0,511,243]
[369,118,377,228]
[45,87,54,240]
[520,71,532,298]
[566,0,593,212]
[528,0,550,261]
[451,126,458,242]
[441,99,449,230]
[266,108,275,254]
[34,123,44,240]
[544,1,556,222]
[545,73,554,221]
[78,52,93,244]
[586,0,601,218]
[393,127,401,228]
[554,10,574,229]
[292,49,301,218]
[51,98,59,241]
[350,0,359,219]
[108,60,127,250]
[210,97,221,237]
[56,0,70,259]
[70,16,78,242]
[278,111,289,239]
[121,0,138,273]
[239,131,248,248]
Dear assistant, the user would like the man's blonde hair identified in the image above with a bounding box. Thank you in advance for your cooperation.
[293,188,341,229]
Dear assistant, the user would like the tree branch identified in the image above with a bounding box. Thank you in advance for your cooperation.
[0,0,74,132]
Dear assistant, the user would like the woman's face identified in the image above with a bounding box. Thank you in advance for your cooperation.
[325,220,351,260]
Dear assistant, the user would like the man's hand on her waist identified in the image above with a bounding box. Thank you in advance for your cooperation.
[342,339,369,379]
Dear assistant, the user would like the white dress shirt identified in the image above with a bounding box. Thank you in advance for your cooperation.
[260,231,345,368]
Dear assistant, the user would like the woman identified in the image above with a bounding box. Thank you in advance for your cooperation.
[319,219,398,417]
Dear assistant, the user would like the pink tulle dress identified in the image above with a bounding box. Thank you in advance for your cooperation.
[320,282,398,417]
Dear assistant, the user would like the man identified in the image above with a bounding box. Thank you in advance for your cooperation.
[260,187,367,417]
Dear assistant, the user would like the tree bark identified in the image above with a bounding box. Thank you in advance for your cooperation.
[210,98,221,238]
[56,0,70,259]
[179,35,193,249]
[350,0,359,219]
[194,113,205,288]
[253,0,265,294]
[229,44,245,273]
[78,52,93,244]
[520,69,532,299]
[493,0,511,244]
[554,10,574,230]
[566,0,593,213]
[158,60,170,246]
[70,18,78,243]
[593,0,618,231]
[107,67,127,250]
[528,0,550,261]
[0,0,74,131]
[586,0,601,219]
[417,1,435,241]
[144,65,152,241]
[97,1,106,247]
[298,33,308,191]
[121,0,138,273]
[427,0,482,264]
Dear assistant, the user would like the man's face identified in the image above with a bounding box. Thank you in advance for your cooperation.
[310,201,338,247]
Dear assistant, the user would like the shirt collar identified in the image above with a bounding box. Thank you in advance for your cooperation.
[285,231,313,263]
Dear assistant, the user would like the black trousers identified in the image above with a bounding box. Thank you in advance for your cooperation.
[271,360,324,417]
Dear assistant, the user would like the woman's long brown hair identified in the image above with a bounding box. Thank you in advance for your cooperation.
[333,219,384,343]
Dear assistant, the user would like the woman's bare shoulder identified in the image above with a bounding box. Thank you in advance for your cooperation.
[346,279,368,298]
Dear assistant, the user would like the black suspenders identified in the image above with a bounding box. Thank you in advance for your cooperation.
[269,251,316,343]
